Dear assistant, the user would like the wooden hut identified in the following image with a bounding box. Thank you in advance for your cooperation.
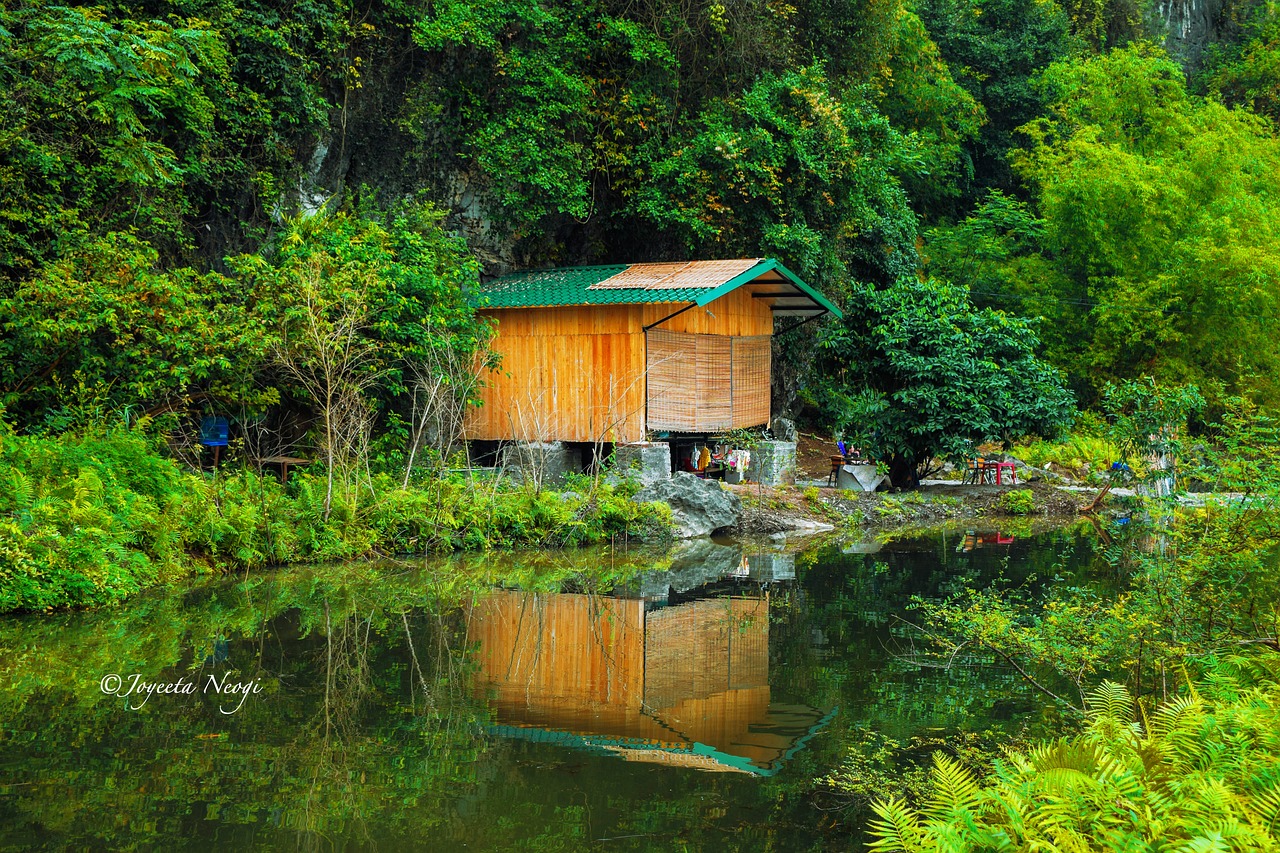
[466,258,841,445]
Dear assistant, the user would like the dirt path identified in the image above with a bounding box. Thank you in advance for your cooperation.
[724,480,1104,535]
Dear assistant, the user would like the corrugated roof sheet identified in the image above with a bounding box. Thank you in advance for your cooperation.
[476,258,843,318]
[589,259,761,291]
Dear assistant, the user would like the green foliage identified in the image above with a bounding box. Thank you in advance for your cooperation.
[0,424,671,613]
[813,276,1075,486]
[0,0,353,271]
[870,659,1280,852]
[926,46,1280,407]
[1013,431,1124,476]
[996,488,1037,515]
[0,424,199,611]
[821,726,1032,813]
[910,400,1280,721]
[632,66,919,286]
[0,232,273,429]
[1199,2,1280,123]
[916,0,1072,201]
[1101,376,1204,477]
[870,6,986,210]
[237,204,492,410]
[0,3,218,270]
[1012,46,1280,406]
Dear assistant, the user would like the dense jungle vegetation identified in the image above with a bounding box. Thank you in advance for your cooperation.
[2,1,1280,845]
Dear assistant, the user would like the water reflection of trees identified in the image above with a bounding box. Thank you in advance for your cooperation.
[0,529,1106,850]
[0,565,489,849]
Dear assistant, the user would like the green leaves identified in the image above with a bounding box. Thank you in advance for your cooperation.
[813,276,1074,485]
[1008,46,1280,406]
[869,659,1280,852]
[0,232,272,428]
[634,67,918,286]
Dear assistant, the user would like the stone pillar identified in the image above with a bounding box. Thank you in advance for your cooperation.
[612,442,671,486]
[752,441,797,487]
[500,441,582,486]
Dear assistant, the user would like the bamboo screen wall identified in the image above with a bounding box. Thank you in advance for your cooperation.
[646,330,771,432]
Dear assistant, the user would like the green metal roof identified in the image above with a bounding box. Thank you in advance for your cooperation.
[474,258,843,319]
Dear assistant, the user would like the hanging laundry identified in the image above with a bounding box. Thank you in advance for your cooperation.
[698,445,711,470]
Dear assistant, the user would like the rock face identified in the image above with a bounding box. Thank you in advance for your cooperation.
[634,472,742,537]
[1158,0,1227,70]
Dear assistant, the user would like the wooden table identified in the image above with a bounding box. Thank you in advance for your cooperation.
[258,455,310,483]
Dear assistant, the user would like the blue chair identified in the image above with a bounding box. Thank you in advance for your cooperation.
[200,417,229,468]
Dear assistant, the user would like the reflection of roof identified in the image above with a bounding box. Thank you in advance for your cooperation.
[475,258,843,318]
[489,706,837,776]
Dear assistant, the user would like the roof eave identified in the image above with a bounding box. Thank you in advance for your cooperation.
[692,258,844,320]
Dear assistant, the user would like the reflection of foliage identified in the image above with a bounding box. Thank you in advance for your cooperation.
[0,565,494,847]
[820,725,1034,812]
[0,524,1105,848]
[908,402,1280,716]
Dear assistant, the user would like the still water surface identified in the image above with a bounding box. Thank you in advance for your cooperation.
[0,524,1100,850]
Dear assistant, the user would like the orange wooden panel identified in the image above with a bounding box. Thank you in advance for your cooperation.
[466,308,647,442]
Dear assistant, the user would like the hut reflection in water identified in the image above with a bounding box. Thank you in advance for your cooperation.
[467,587,831,774]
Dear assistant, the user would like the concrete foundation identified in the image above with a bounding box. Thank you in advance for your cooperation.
[752,441,797,487]
[500,441,582,487]
[612,442,671,486]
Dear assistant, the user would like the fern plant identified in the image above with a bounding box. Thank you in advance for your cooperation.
[870,657,1280,852]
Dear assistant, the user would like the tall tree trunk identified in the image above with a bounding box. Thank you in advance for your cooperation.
[323,388,334,522]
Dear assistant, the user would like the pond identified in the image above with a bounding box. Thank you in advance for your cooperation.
[0,523,1103,851]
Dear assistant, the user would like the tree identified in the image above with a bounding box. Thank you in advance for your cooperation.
[232,205,493,489]
[812,276,1074,487]
[0,232,273,431]
[632,66,920,289]
[1199,5,1280,124]
[915,0,1072,202]
[1012,45,1280,406]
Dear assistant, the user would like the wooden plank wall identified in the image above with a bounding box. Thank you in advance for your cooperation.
[465,306,648,443]
[643,288,774,336]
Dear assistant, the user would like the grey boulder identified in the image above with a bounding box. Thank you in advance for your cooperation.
[634,472,742,537]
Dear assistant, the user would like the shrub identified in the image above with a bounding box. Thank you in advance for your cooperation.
[0,424,673,612]
[996,488,1037,515]
[869,657,1280,852]
[1012,432,1124,475]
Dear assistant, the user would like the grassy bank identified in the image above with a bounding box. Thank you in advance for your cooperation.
[0,426,670,613]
